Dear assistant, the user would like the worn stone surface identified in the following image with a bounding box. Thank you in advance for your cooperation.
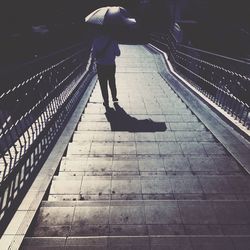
[23,45,250,249]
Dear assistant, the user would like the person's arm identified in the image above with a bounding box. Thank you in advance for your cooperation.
[114,41,121,57]
[91,42,97,58]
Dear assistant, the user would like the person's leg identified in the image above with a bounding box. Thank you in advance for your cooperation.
[108,65,118,102]
[97,65,109,106]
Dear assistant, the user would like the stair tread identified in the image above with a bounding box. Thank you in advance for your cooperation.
[22,235,250,250]
[26,199,250,238]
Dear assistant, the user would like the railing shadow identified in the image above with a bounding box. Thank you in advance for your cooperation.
[105,103,167,132]
[0,46,95,235]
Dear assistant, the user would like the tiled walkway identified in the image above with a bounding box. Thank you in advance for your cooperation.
[23,45,250,249]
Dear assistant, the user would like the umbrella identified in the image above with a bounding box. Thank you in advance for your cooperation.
[85,6,136,27]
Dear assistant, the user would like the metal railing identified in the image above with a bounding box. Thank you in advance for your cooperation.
[150,32,250,130]
[0,44,95,233]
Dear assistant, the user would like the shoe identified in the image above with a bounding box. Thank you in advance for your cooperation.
[113,98,118,103]
[103,102,109,108]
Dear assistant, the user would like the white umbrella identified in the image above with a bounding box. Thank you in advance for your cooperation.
[85,6,136,26]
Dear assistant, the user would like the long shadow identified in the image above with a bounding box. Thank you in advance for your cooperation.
[105,104,167,132]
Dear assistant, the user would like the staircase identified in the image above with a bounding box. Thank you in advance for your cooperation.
[21,45,250,249]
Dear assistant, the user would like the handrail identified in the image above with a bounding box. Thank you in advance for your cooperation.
[180,44,250,65]
[0,43,95,234]
[150,31,250,130]
[153,31,250,78]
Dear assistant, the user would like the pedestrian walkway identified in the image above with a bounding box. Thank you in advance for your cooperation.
[22,45,250,249]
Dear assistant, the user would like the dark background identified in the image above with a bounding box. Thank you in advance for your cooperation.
[0,0,249,69]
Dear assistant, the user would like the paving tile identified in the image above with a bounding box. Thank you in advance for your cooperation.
[212,201,250,225]
[73,133,94,142]
[135,133,155,142]
[138,158,165,172]
[141,178,172,194]
[67,142,91,155]
[148,115,166,122]
[226,176,250,193]
[136,142,160,155]
[159,142,183,155]
[165,115,183,122]
[184,225,223,235]
[90,142,114,155]
[180,142,207,155]
[66,236,108,248]
[22,237,66,248]
[81,114,108,122]
[178,201,218,224]
[182,114,199,122]
[175,131,198,142]
[109,205,145,225]
[196,131,215,142]
[110,225,148,236]
[73,206,109,225]
[145,202,182,224]
[188,156,217,172]
[170,122,205,131]
[92,132,115,142]
[154,131,176,141]
[111,179,141,194]
[60,158,87,172]
[71,226,109,238]
[81,179,111,195]
[163,156,191,172]
[85,158,113,172]
[199,176,234,194]
[170,176,203,194]
[231,236,250,250]
[191,237,235,250]
[143,194,174,200]
[50,179,82,195]
[212,157,241,172]
[112,160,139,172]
[30,225,71,237]
[147,225,185,235]
[221,225,250,235]
[108,236,150,250]
[48,194,81,201]
[114,132,135,142]
[78,122,110,131]
[112,172,139,177]
[114,142,136,155]
[204,194,237,200]
[150,236,193,250]
[202,142,227,155]
[33,207,75,227]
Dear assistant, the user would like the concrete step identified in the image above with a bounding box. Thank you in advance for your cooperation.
[81,113,199,123]
[71,130,216,143]
[76,121,207,132]
[25,200,250,239]
[66,140,229,156]
[59,155,243,175]
[21,235,250,249]
[47,174,250,201]
[83,107,193,115]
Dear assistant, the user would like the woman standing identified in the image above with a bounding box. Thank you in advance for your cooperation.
[91,28,120,109]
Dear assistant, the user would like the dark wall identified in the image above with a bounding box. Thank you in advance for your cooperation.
[144,0,250,58]
[1,0,249,66]
[0,0,143,67]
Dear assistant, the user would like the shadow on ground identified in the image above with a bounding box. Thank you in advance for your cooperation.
[105,103,167,132]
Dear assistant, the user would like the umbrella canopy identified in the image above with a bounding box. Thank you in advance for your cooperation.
[85,6,136,27]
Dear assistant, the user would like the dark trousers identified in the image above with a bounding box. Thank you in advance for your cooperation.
[97,64,117,105]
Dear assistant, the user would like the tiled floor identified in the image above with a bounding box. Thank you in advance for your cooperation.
[24,45,250,249]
